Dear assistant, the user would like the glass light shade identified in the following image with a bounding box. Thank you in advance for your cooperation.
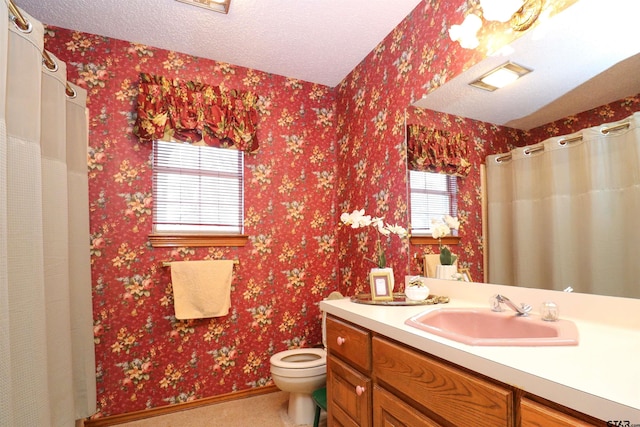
[448,14,482,49]
[480,67,520,88]
[480,0,525,22]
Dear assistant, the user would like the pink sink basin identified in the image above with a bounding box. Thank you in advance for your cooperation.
[405,308,579,346]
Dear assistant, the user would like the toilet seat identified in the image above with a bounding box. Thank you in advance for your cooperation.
[270,348,326,378]
[268,300,340,426]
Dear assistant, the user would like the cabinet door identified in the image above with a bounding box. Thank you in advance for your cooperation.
[326,316,371,373]
[521,398,601,427]
[373,385,442,427]
[373,337,513,427]
[328,355,372,427]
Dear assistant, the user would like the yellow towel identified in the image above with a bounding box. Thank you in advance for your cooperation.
[423,254,441,278]
[171,260,234,320]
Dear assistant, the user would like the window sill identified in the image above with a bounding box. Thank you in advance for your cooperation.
[149,234,249,248]
[410,235,460,245]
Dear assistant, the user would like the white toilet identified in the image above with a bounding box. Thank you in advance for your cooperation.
[270,298,338,425]
[270,346,326,425]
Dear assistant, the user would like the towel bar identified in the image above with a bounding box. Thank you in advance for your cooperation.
[161,259,240,267]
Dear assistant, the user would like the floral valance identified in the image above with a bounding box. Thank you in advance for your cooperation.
[133,73,260,152]
[406,124,471,177]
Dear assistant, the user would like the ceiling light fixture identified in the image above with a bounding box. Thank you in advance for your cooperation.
[479,0,525,22]
[450,0,543,49]
[448,14,483,49]
[469,62,532,92]
[176,0,231,14]
[480,0,544,31]
[509,0,544,31]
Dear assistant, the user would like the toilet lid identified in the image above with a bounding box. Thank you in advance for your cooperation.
[270,348,326,369]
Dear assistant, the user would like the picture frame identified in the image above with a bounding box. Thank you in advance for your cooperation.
[459,268,472,282]
[369,269,394,301]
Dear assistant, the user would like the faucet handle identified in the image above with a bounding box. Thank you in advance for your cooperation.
[540,301,559,321]
[491,294,532,316]
[519,302,533,314]
[489,294,504,312]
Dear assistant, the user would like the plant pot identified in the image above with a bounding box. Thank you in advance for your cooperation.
[436,265,458,280]
[405,285,430,301]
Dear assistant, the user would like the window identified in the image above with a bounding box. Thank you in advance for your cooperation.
[149,140,247,247]
[409,170,458,236]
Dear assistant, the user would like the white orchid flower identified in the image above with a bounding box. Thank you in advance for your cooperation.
[388,224,408,237]
[356,215,372,228]
[340,209,409,268]
[444,215,460,230]
[371,217,390,236]
[431,223,451,239]
[341,209,373,228]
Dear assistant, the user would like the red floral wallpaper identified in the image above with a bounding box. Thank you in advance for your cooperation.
[40,0,640,418]
[44,28,337,417]
[526,95,640,142]
[334,1,516,290]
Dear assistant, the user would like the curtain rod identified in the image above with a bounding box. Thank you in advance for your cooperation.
[162,260,240,267]
[8,0,77,98]
[601,122,630,135]
[495,120,630,163]
[7,0,29,32]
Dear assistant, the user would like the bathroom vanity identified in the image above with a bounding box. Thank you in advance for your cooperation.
[320,279,640,426]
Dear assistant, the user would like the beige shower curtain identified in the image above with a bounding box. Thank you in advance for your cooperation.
[486,112,640,299]
[1,3,96,425]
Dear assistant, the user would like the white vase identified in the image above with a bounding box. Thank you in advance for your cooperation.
[436,265,458,280]
[405,285,430,301]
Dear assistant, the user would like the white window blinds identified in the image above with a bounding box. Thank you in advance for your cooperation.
[409,170,458,235]
[152,141,244,234]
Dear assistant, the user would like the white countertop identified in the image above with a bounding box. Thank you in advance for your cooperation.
[320,278,640,423]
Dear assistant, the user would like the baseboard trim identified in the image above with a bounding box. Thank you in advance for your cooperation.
[84,385,280,427]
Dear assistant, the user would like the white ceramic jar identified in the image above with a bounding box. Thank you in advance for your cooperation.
[405,285,430,301]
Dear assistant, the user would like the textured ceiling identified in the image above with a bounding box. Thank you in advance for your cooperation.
[14,0,421,87]
[14,0,640,127]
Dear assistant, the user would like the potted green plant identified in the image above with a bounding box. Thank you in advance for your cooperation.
[340,209,408,293]
[431,215,461,279]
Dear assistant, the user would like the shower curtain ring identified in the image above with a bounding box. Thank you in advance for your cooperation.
[66,84,77,99]
[8,0,33,34]
[11,15,32,33]
[42,52,59,72]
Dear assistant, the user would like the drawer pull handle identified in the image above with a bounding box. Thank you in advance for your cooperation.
[355,385,365,396]
[336,336,346,346]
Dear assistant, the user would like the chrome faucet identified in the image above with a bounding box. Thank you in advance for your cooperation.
[490,294,532,316]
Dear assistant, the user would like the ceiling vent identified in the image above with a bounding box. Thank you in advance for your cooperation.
[469,62,532,92]
[176,0,231,14]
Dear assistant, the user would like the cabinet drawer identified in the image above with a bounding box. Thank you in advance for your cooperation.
[328,355,372,427]
[373,337,513,427]
[326,315,371,372]
[373,385,442,427]
[521,398,601,427]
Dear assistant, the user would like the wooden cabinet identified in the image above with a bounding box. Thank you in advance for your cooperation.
[325,314,605,427]
[326,316,372,427]
[520,397,604,427]
[325,315,371,372]
[373,336,513,427]
[373,385,442,427]
[328,355,372,426]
